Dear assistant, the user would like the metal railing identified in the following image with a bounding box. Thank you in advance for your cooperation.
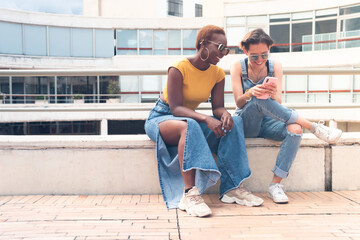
[0,68,360,105]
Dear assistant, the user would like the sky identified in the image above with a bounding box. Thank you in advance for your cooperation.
[0,0,83,15]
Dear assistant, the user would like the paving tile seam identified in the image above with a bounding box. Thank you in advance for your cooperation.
[333,192,360,205]
[175,209,181,240]
[179,212,360,218]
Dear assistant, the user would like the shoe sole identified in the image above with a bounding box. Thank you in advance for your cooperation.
[221,194,263,207]
[178,202,212,217]
[328,131,342,144]
[267,193,288,204]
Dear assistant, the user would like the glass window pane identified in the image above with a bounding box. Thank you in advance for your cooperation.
[183,29,197,55]
[340,18,360,48]
[168,30,181,55]
[354,75,360,90]
[12,77,25,104]
[270,14,290,23]
[308,75,329,91]
[292,22,312,52]
[316,8,337,18]
[139,30,153,55]
[226,17,245,25]
[331,93,352,104]
[119,75,139,103]
[331,75,351,90]
[154,31,166,55]
[270,24,290,52]
[285,93,307,103]
[292,11,313,21]
[0,22,22,54]
[247,15,267,25]
[117,30,137,55]
[340,4,360,15]
[226,27,246,47]
[95,29,114,58]
[308,93,329,103]
[24,25,46,56]
[72,28,93,57]
[286,75,306,91]
[49,27,71,57]
[142,75,160,92]
[315,19,337,50]
[0,77,10,94]
[25,77,49,95]
[57,76,72,103]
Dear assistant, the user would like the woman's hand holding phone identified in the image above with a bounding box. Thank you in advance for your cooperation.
[256,77,278,99]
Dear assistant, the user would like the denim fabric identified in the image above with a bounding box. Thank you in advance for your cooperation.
[145,99,251,209]
[235,58,302,178]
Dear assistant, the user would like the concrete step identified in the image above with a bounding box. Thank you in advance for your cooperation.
[0,133,359,195]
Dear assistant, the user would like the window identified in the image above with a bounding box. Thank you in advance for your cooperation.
[168,30,181,55]
[183,29,197,55]
[270,24,290,52]
[340,17,360,48]
[0,22,22,55]
[24,25,47,56]
[270,14,290,23]
[195,4,202,17]
[49,27,71,57]
[117,30,137,55]
[154,31,166,55]
[139,30,153,55]
[315,19,337,50]
[292,22,312,52]
[95,29,114,58]
[292,11,313,21]
[316,8,337,19]
[340,4,360,15]
[168,0,183,17]
[72,28,93,57]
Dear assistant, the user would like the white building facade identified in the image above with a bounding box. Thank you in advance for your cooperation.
[0,0,359,107]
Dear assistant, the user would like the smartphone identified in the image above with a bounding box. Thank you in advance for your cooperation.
[256,77,278,99]
[263,77,278,87]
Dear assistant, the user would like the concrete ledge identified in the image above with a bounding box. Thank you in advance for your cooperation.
[0,133,359,195]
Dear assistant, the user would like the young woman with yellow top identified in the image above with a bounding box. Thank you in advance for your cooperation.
[145,25,263,217]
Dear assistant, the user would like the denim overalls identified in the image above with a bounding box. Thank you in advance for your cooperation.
[145,99,251,209]
[234,58,302,179]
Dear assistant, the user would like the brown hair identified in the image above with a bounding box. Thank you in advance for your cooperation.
[240,28,273,52]
[195,25,226,50]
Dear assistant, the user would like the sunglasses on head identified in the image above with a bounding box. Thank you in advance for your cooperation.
[249,53,270,61]
[207,40,230,56]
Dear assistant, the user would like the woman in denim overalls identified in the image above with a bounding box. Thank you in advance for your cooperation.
[145,25,263,217]
[231,28,342,204]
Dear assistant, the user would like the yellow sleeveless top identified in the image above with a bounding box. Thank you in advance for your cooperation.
[163,58,225,110]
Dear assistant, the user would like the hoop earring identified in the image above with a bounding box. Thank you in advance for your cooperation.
[200,47,209,61]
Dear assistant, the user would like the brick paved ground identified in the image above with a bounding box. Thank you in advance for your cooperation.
[0,191,359,240]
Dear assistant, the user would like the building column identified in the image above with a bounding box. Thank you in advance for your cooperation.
[101,119,108,135]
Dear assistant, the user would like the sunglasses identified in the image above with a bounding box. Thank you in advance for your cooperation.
[249,53,270,61]
[207,40,230,56]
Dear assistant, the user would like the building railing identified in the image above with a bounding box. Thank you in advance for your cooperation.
[0,68,360,105]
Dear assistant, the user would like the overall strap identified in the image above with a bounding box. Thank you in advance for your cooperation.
[239,58,248,92]
[268,59,275,77]
[240,58,248,81]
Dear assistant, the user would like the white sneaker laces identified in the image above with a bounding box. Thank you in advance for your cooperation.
[273,184,285,195]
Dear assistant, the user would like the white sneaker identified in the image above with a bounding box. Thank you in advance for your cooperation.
[311,121,342,144]
[178,187,212,217]
[221,185,264,207]
[268,183,288,204]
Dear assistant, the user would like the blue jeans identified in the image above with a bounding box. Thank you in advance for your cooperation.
[234,97,302,178]
[145,99,251,209]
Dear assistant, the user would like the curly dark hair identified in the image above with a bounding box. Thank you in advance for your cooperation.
[195,25,226,50]
[240,28,274,51]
